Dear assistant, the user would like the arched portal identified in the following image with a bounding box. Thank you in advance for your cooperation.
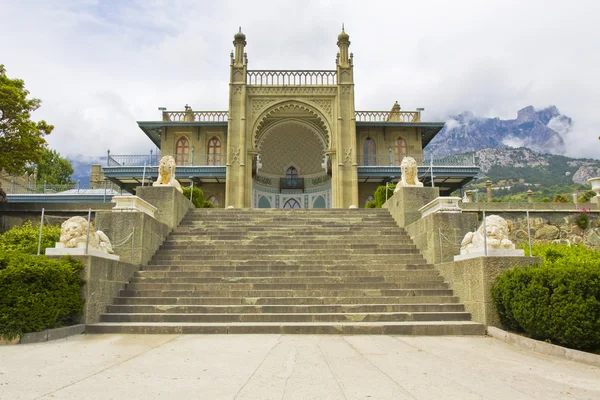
[252,118,331,208]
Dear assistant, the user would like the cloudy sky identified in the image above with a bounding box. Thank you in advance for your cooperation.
[1,0,599,160]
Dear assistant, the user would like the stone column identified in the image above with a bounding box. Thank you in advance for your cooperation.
[485,180,493,202]
[527,189,533,203]
[465,190,474,203]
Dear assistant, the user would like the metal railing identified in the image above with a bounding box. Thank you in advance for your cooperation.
[106,153,227,167]
[355,111,420,123]
[280,177,305,192]
[357,153,477,167]
[161,111,228,122]
[247,70,337,86]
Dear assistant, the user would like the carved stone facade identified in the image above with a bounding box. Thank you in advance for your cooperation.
[145,28,438,208]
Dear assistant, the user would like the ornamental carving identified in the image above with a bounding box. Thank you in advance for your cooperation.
[231,148,241,165]
[247,87,337,96]
[307,99,333,118]
[251,99,277,118]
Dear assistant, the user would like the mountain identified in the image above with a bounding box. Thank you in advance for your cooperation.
[426,106,572,157]
[471,147,600,187]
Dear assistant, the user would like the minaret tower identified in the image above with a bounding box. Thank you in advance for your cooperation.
[334,25,359,207]
[225,27,249,207]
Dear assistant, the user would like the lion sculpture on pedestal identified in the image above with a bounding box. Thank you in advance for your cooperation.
[58,216,115,254]
[460,215,515,255]
[394,156,423,193]
[153,155,182,192]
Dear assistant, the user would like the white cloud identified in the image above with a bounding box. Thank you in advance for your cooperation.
[1,0,599,159]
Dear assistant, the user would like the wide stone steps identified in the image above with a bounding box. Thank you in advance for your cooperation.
[99,311,472,323]
[86,321,485,335]
[106,303,465,314]
[112,296,461,306]
[88,208,484,336]
[119,288,456,298]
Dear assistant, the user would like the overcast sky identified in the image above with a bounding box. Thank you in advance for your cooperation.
[1,0,599,160]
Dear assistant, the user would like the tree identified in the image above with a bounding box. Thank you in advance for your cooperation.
[27,148,74,185]
[0,64,53,175]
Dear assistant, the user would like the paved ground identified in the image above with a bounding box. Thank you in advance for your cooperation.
[1,334,599,400]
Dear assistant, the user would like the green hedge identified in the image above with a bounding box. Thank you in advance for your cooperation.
[492,243,600,351]
[0,221,60,255]
[0,253,84,340]
[372,184,396,208]
[182,186,205,208]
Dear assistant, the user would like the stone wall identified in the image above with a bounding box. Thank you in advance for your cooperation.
[136,186,193,229]
[383,186,439,227]
[436,256,539,327]
[94,211,170,266]
[405,212,478,265]
[460,203,600,249]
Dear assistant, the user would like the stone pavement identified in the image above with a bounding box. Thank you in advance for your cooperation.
[1,334,599,400]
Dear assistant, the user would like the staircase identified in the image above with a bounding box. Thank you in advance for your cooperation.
[87,209,484,335]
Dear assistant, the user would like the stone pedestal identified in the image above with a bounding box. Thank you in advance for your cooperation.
[436,256,539,327]
[136,186,193,229]
[383,186,439,227]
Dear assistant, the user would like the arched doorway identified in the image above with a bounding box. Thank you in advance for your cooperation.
[253,118,330,208]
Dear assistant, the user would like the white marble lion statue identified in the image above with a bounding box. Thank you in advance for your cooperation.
[153,155,182,192]
[58,216,114,254]
[394,156,423,192]
[460,215,515,255]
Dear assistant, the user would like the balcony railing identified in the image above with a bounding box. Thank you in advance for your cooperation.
[280,177,305,192]
[355,111,420,123]
[162,111,228,122]
[358,153,476,167]
[247,70,337,86]
[107,153,227,167]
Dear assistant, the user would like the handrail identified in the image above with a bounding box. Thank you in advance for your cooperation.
[106,154,227,167]
[355,110,420,123]
[162,111,228,122]
[247,70,337,86]
[357,153,477,167]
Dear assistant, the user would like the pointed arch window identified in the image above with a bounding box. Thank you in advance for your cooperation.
[208,137,221,165]
[286,166,298,184]
[176,137,190,165]
[393,137,407,165]
[363,137,376,166]
[284,198,301,209]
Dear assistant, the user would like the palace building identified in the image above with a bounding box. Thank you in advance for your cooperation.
[103,28,478,208]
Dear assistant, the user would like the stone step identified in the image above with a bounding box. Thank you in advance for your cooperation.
[158,242,415,249]
[141,263,433,271]
[86,321,485,335]
[150,254,424,262]
[112,296,461,306]
[106,303,465,314]
[119,288,455,298]
[124,282,449,291]
[129,276,445,285]
[134,270,443,279]
[99,311,472,323]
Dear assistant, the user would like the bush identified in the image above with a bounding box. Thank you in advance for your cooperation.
[573,209,591,230]
[0,253,84,340]
[182,186,205,208]
[365,200,377,208]
[492,244,600,351]
[0,221,60,255]
[203,201,215,208]
[373,184,396,208]
[553,194,570,203]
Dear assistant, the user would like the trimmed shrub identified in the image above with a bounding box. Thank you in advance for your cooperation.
[573,209,591,230]
[0,253,84,340]
[373,184,396,208]
[182,186,205,208]
[365,200,377,208]
[0,221,60,255]
[203,201,215,208]
[492,243,600,351]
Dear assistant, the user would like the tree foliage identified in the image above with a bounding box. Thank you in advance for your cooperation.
[0,64,53,175]
[27,148,74,184]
